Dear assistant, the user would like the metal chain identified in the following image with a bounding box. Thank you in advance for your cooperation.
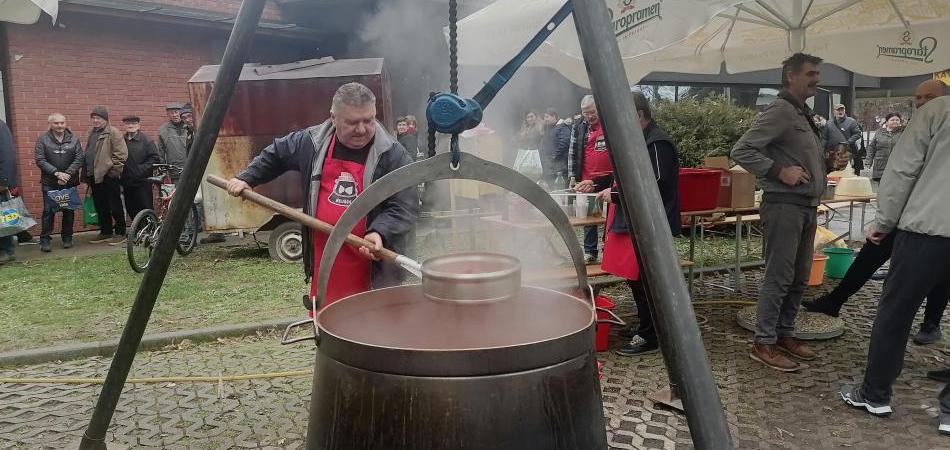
[448,0,460,168]
[449,0,459,95]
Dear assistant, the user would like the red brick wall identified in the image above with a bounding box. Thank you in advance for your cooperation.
[4,11,305,233]
[150,0,285,22]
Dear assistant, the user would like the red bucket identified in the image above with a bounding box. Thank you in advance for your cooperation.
[595,295,616,352]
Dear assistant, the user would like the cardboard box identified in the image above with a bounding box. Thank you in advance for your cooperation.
[704,156,730,170]
[702,156,756,208]
[717,167,756,208]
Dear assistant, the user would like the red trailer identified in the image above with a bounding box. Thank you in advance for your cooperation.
[188,57,393,261]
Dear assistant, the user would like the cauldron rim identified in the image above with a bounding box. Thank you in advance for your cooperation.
[315,285,596,376]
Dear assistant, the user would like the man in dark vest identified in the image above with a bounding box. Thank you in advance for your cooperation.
[606,91,681,357]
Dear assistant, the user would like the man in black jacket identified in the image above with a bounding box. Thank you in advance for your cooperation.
[0,119,17,263]
[119,116,160,226]
[34,113,84,252]
[539,108,571,186]
[825,104,863,175]
[226,82,417,311]
[612,91,681,356]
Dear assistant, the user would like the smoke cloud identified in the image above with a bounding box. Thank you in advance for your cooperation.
[355,0,593,283]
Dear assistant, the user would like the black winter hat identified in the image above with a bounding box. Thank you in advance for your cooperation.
[90,105,109,121]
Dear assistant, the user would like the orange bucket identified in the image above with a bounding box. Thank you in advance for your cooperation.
[808,253,829,286]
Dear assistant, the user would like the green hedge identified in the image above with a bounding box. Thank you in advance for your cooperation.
[652,95,758,168]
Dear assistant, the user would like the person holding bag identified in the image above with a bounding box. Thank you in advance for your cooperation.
[0,118,19,264]
[35,113,83,252]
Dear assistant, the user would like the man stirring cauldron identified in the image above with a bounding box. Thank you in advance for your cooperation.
[226,82,418,311]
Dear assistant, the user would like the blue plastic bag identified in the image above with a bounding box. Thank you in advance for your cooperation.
[47,187,81,210]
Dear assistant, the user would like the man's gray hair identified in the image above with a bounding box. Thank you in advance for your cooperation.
[48,112,66,123]
[331,82,376,114]
[580,95,595,109]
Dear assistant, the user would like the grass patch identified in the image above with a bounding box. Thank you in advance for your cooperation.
[1,223,760,352]
[0,245,304,352]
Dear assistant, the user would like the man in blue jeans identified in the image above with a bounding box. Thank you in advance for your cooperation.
[570,95,611,263]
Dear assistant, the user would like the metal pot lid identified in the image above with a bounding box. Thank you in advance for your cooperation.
[315,252,595,376]
[317,284,593,351]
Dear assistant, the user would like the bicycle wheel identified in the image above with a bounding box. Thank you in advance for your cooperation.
[176,204,200,256]
[128,209,160,273]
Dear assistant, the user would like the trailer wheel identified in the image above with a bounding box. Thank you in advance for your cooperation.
[268,221,303,262]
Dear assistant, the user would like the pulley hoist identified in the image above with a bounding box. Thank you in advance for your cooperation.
[425,1,574,168]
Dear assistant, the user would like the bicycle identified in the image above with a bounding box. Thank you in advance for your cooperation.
[126,164,200,273]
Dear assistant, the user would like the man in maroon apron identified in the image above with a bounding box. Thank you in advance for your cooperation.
[226,82,418,312]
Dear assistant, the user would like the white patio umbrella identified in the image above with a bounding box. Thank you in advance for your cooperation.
[0,0,57,24]
[456,0,742,87]
[457,0,950,86]
[641,0,950,79]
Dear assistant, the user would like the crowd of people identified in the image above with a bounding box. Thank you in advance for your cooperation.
[2,52,949,437]
[0,102,197,262]
[504,54,950,434]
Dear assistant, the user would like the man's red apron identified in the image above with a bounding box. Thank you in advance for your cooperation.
[582,123,612,181]
[601,203,640,281]
[309,135,371,311]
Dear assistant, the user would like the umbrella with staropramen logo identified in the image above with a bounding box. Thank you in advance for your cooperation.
[454,0,741,87]
[456,0,950,85]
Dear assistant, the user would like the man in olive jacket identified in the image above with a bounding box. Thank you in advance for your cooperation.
[34,113,83,251]
[83,105,128,243]
[731,53,825,372]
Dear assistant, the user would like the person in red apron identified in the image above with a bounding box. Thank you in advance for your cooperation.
[308,133,373,309]
[599,92,681,357]
[572,96,613,264]
[225,82,418,314]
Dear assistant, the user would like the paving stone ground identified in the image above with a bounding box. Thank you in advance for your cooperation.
[2,269,949,449]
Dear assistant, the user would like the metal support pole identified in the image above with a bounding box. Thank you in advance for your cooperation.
[78,1,266,448]
[570,1,734,448]
[846,70,857,115]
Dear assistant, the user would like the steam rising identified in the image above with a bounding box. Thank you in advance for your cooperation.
[355,0,594,282]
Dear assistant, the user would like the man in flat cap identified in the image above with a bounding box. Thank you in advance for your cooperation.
[825,103,864,175]
[119,116,160,228]
[83,105,128,243]
[157,102,188,182]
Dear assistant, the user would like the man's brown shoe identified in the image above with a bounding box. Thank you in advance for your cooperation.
[777,336,816,361]
[750,342,800,372]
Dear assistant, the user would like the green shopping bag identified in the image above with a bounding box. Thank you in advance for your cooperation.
[83,194,98,226]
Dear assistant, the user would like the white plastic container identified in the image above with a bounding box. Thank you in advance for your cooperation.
[835,177,873,197]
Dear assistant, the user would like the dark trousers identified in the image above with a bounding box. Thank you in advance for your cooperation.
[122,183,153,221]
[583,225,599,257]
[756,202,817,343]
[626,279,656,344]
[91,177,126,235]
[40,186,75,241]
[0,191,13,256]
[826,232,949,327]
[861,231,950,404]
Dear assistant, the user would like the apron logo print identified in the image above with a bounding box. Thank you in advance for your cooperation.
[328,172,359,206]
